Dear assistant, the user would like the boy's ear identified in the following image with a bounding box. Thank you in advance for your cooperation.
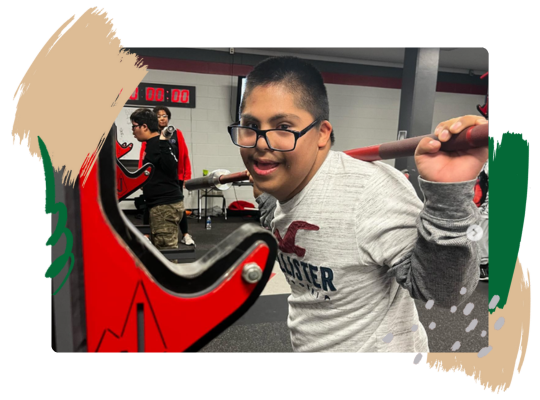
[317,120,333,148]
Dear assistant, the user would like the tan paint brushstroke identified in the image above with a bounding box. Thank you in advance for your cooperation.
[427,259,530,392]
[11,7,147,186]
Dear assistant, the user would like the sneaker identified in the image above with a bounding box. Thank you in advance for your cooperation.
[181,233,195,246]
[479,264,489,281]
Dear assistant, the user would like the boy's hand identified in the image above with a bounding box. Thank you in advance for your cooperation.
[415,115,488,183]
[246,170,263,198]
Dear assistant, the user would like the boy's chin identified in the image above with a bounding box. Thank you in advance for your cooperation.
[256,179,279,196]
[257,181,292,201]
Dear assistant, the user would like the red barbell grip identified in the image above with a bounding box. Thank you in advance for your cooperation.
[343,145,382,161]
[346,123,488,161]
[219,171,250,184]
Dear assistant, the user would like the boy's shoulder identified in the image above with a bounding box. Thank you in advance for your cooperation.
[330,150,406,181]
[144,135,160,146]
[324,151,415,198]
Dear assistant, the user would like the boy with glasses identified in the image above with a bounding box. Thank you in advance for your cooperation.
[230,56,487,352]
[130,108,184,250]
[137,106,195,246]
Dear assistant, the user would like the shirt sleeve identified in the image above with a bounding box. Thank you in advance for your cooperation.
[176,129,192,181]
[255,192,278,230]
[355,164,480,307]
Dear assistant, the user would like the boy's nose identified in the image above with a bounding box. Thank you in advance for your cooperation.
[255,134,271,151]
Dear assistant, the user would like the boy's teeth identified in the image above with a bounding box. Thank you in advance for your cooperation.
[257,161,279,170]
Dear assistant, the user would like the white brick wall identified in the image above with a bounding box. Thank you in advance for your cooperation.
[326,84,401,167]
[432,92,486,131]
[117,68,486,211]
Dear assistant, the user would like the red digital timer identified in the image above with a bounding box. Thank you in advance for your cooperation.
[126,83,196,108]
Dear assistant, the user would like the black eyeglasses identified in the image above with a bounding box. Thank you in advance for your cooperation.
[227,120,320,152]
[131,124,141,130]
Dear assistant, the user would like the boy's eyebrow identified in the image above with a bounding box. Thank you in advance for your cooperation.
[240,113,301,123]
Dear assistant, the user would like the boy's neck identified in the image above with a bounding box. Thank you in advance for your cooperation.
[280,146,331,203]
[145,132,160,141]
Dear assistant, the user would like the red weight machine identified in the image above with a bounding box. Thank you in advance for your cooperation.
[115,138,154,202]
[51,124,278,352]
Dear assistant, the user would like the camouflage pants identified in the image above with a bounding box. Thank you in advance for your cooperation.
[149,201,184,250]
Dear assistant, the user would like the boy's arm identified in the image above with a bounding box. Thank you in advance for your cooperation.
[255,192,278,230]
[144,139,179,176]
[356,166,480,308]
[247,171,278,230]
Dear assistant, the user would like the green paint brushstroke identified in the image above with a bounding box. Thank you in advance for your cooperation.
[489,133,529,312]
[38,136,74,295]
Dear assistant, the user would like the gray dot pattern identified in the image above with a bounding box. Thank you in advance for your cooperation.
[429,322,436,330]
[466,319,478,332]
[425,300,435,310]
[382,333,393,343]
[413,353,423,364]
[478,346,493,358]
[489,295,500,310]
[463,303,475,316]
[494,317,505,330]
[451,341,461,351]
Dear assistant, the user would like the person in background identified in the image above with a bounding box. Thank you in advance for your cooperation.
[131,108,184,250]
[138,106,195,246]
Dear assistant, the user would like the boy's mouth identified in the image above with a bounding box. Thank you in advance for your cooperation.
[253,159,280,176]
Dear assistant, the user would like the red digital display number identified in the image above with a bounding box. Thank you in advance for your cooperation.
[127,83,194,107]
[171,89,190,104]
[129,87,139,100]
[145,87,166,102]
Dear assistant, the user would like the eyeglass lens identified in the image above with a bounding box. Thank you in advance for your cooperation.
[233,127,296,151]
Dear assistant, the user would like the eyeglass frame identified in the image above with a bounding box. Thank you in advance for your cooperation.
[227,119,321,152]
[156,114,169,119]
[131,124,143,130]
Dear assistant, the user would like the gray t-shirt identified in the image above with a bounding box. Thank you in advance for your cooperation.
[258,150,480,352]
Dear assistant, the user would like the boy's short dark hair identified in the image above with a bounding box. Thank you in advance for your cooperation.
[130,108,159,132]
[241,56,335,144]
[153,106,171,119]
